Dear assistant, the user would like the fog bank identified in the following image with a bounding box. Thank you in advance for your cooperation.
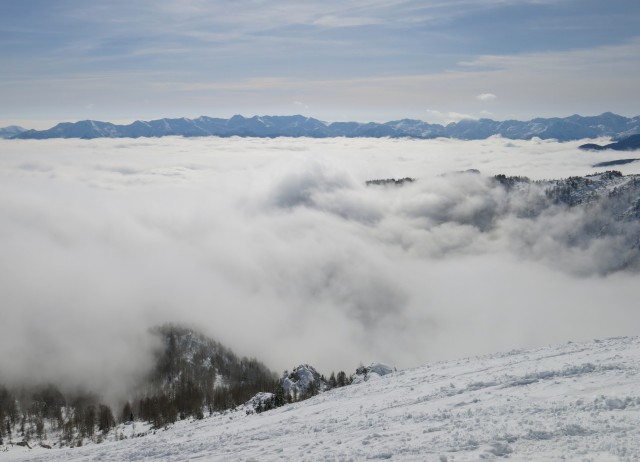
[0,136,638,396]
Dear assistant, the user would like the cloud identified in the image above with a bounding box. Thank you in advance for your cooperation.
[425,109,478,124]
[457,38,640,116]
[0,136,638,400]
[4,2,640,123]
[477,93,497,101]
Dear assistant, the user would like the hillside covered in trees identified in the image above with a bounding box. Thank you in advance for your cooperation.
[0,325,359,450]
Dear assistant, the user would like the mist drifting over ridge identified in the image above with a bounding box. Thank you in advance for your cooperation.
[1,136,639,398]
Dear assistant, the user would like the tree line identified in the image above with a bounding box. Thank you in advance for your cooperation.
[0,325,358,448]
[0,385,115,447]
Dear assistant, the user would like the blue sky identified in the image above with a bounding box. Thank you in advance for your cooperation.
[2,0,640,128]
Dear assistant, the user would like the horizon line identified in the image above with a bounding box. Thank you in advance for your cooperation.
[5,111,640,132]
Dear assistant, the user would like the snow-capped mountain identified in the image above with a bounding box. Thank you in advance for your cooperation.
[0,125,27,138]
[10,112,640,141]
[5,335,640,461]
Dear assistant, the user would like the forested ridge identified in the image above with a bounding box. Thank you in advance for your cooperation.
[0,325,354,448]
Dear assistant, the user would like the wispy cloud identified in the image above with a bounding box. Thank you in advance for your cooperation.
[2,1,640,123]
[425,109,478,124]
[477,93,497,101]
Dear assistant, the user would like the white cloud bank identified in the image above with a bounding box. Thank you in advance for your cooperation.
[0,136,639,398]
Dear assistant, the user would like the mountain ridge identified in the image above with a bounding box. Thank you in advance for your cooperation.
[0,125,27,139]
[7,112,640,141]
[579,133,640,151]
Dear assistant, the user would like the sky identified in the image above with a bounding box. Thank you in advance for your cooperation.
[2,0,640,129]
[1,136,639,398]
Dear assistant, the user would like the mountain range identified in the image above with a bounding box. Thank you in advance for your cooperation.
[4,112,640,141]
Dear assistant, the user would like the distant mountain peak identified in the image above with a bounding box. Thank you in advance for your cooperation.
[0,125,27,138]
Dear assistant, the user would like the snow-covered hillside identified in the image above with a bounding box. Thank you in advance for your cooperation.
[5,336,640,461]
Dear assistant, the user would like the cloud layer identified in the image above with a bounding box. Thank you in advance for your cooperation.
[0,136,639,397]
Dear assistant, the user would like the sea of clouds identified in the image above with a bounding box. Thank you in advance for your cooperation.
[1,136,639,399]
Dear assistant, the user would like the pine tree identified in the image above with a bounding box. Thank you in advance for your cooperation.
[121,401,133,423]
[35,418,45,440]
[336,371,346,387]
[84,405,96,439]
[273,381,286,408]
[98,405,115,434]
[62,420,73,445]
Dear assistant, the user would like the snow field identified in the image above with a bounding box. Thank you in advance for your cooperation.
[4,336,640,461]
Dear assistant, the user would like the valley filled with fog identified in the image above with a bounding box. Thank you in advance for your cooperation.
[1,136,638,399]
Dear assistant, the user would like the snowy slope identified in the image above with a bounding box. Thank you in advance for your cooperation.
[5,336,640,461]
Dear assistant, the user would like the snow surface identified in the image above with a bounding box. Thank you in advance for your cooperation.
[4,336,640,461]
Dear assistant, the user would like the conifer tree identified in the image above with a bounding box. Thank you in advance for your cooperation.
[121,401,133,423]
[98,405,115,434]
